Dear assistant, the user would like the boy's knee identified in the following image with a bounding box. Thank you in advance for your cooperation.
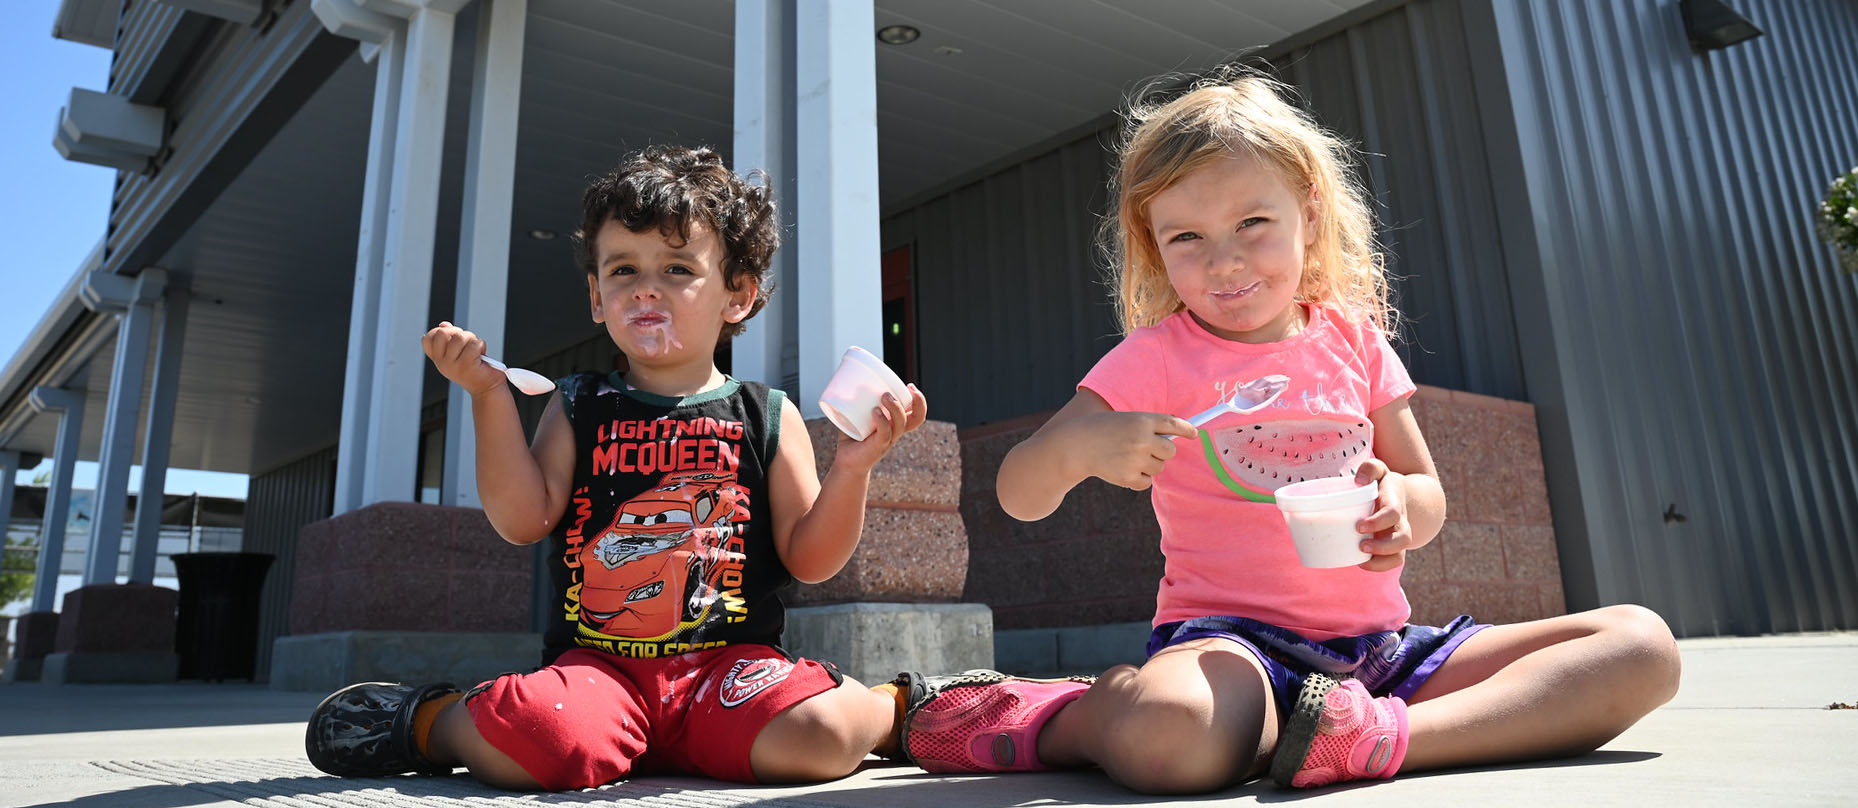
[751,689,881,782]
[432,700,544,790]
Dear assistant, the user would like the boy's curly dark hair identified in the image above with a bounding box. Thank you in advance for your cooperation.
[574,145,778,341]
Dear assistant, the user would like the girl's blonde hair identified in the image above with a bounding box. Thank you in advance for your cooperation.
[1104,70,1392,336]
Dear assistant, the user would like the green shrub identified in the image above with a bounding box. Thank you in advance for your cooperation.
[1817,165,1858,273]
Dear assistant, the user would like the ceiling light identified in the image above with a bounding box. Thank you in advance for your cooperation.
[876,25,919,45]
[528,228,557,241]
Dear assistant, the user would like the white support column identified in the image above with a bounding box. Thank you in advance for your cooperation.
[27,388,86,613]
[358,5,457,506]
[334,26,405,514]
[129,287,190,583]
[731,0,797,391]
[793,0,883,414]
[83,269,168,586]
[443,0,526,507]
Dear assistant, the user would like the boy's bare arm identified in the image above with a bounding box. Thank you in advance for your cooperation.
[997,389,1194,521]
[423,323,573,545]
[472,390,575,545]
[766,389,926,584]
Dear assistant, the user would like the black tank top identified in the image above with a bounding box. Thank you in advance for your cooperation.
[542,372,789,663]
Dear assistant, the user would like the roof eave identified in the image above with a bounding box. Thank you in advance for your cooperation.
[0,239,109,447]
[53,0,120,49]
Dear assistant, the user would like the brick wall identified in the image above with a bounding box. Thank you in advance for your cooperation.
[958,385,1565,630]
[289,502,532,634]
[1405,386,1566,626]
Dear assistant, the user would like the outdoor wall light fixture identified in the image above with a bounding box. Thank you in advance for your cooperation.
[528,228,557,241]
[1680,0,1763,51]
[876,24,919,45]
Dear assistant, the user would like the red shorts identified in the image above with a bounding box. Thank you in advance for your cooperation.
[465,645,840,789]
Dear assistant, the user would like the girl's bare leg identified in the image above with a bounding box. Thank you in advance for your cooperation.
[1036,637,1279,794]
[1402,604,1681,770]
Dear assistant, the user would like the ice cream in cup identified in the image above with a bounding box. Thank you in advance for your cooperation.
[1273,477,1378,568]
[818,346,910,441]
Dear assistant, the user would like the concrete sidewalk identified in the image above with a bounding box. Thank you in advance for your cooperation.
[2,633,1852,808]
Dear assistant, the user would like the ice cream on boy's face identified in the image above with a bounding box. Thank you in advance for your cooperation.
[586,219,756,365]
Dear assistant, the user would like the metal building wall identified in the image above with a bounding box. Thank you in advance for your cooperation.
[1472,0,1858,634]
[240,446,336,681]
[883,137,1123,427]
[1281,0,1528,399]
[886,0,1529,424]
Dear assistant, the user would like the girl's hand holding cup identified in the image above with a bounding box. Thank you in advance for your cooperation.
[1351,458,1414,572]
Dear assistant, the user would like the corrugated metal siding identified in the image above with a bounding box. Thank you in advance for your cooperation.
[1480,0,1858,634]
[241,446,336,681]
[885,0,1529,426]
[1282,0,1528,399]
[109,2,185,100]
[883,135,1123,426]
[108,1,216,106]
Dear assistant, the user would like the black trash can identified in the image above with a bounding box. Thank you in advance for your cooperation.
[172,552,274,682]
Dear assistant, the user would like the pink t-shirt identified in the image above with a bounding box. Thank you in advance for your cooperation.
[1079,306,1417,640]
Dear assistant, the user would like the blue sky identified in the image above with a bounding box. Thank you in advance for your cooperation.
[3,5,246,499]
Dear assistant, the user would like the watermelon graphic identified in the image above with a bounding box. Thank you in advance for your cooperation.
[1199,419,1371,502]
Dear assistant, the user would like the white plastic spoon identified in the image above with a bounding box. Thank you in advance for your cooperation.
[1186,374,1291,427]
[480,356,556,396]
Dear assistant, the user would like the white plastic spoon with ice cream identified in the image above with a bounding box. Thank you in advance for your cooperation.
[480,355,556,396]
[1186,374,1291,427]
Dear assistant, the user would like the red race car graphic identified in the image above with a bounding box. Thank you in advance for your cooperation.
[578,470,745,638]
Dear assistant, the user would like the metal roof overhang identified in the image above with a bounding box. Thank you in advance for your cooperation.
[53,0,119,49]
[0,0,1388,478]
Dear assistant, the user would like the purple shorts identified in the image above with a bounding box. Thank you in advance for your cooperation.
[1147,615,1488,714]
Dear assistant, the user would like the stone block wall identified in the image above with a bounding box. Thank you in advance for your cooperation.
[288,502,532,634]
[1405,386,1566,625]
[958,385,1566,630]
[959,412,1165,630]
[788,418,968,605]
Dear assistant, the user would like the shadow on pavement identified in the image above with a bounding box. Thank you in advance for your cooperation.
[25,782,224,808]
[22,749,1668,808]
[1246,750,1664,803]
[743,765,1272,807]
[0,683,323,737]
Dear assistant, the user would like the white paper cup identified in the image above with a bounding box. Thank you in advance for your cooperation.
[1274,477,1378,568]
[818,346,910,441]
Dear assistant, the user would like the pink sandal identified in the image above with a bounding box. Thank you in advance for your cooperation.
[898,670,1093,773]
[1270,673,1409,788]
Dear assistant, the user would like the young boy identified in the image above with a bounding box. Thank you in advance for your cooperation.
[305,145,929,790]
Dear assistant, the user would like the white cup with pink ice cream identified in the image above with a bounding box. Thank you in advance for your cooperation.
[1273,476,1378,568]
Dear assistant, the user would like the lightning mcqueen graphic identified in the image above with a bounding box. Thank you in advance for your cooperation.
[579,470,745,638]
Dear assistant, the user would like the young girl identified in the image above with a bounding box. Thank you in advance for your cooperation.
[899,73,1681,792]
